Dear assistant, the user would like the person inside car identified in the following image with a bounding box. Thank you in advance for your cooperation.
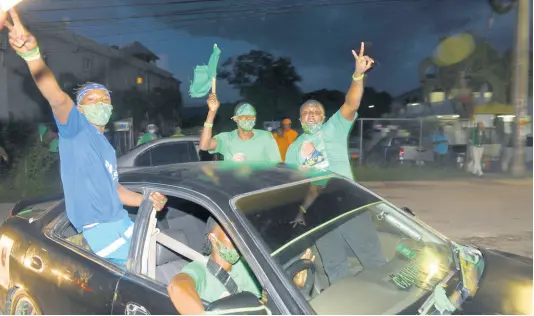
[168,217,314,314]
[199,93,281,162]
[4,9,167,265]
[285,43,386,285]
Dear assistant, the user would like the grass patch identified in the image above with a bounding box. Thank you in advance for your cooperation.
[352,165,472,182]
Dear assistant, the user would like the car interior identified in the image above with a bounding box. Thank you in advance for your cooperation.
[58,197,211,284]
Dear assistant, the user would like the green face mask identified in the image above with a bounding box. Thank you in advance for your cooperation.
[302,121,323,135]
[213,237,240,265]
[80,102,113,126]
[238,119,255,131]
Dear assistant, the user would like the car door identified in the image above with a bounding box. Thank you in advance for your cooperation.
[112,197,178,315]
[22,202,125,314]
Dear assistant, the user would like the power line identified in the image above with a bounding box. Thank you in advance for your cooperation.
[26,0,224,12]
[28,0,422,32]
[16,0,424,52]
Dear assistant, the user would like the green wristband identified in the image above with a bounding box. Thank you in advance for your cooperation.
[16,46,40,59]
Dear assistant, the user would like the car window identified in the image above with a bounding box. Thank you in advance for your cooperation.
[13,199,62,219]
[526,136,532,147]
[149,142,199,166]
[234,178,455,315]
[135,149,152,167]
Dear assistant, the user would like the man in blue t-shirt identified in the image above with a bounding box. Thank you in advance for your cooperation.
[431,126,449,167]
[4,11,168,264]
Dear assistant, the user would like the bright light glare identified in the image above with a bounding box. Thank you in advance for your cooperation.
[368,105,375,108]
[1,0,23,11]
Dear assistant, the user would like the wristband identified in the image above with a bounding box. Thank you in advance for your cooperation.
[299,205,307,214]
[352,73,364,81]
[204,122,213,128]
[17,46,41,62]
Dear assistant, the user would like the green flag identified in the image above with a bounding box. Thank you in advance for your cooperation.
[189,44,221,98]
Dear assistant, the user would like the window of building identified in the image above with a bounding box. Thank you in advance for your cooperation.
[82,57,92,72]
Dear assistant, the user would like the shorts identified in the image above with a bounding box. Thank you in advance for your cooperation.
[82,216,134,262]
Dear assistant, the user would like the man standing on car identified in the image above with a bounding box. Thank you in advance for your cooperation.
[286,43,386,285]
[199,94,281,162]
[137,123,160,145]
[4,9,167,265]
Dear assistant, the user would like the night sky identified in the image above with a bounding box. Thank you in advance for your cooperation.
[20,0,518,106]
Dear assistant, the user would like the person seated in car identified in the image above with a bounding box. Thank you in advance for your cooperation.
[168,217,314,314]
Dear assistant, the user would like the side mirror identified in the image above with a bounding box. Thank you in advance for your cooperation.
[402,207,415,216]
[206,292,270,315]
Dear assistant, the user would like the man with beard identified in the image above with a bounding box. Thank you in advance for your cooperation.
[285,43,386,285]
[199,93,280,162]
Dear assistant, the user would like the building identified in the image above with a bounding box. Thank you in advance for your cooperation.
[0,21,181,121]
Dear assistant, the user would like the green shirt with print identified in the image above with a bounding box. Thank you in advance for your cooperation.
[181,258,262,303]
[285,110,357,180]
[209,129,281,162]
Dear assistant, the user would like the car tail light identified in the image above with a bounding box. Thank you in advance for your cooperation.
[352,154,359,159]
[399,149,405,155]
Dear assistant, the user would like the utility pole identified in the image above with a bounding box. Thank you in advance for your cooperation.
[510,0,529,176]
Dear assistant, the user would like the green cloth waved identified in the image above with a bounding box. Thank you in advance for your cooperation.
[189,44,221,98]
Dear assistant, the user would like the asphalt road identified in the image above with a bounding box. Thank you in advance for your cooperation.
[364,178,533,258]
[0,178,532,257]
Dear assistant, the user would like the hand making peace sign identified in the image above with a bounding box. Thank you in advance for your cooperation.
[3,8,39,55]
[352,42,374,75]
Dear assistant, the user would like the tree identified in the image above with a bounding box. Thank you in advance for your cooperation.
[219,50,303,122]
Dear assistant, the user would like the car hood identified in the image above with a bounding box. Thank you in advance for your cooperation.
[461,248,533,315]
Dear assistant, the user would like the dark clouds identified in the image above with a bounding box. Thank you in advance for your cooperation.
[23,0,518,99]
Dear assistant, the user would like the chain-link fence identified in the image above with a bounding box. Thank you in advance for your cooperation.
[352,118,506,166]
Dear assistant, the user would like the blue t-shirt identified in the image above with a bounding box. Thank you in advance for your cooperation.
[431,133,448,155]
[55,106,126,231]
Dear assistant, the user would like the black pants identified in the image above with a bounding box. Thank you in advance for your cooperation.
[434,153,447,166]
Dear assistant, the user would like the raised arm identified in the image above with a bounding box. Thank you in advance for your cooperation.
[199,93,219,151]
[5,9,72,124]
[340,42,374,121]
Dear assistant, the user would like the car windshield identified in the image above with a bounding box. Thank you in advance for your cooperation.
[234,177,455,315]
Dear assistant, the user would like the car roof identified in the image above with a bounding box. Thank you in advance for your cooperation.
[119,161,333,199]
[118,136,200,166]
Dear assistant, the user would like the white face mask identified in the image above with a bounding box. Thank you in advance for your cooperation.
[148,129,156,134]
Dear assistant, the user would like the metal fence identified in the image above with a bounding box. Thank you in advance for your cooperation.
[352,118,503,165]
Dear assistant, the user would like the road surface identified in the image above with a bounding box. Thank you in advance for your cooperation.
[364,178,533,258]
[0,178,532,257]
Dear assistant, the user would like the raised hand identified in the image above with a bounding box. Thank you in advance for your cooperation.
[5,9,38,55]
[206,93,220,112]
[149,192,168,212]
[351,42,374,75]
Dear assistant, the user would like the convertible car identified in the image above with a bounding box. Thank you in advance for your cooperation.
[0,162,531,315]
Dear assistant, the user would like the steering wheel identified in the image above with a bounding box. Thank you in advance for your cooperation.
[285,259,316,299]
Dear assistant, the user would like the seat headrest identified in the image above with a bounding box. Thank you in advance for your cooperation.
[156,229,189,266]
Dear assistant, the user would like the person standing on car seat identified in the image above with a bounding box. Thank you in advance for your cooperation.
[199,93,281,162]
[137,123,160,145]
[286,43,386,285]
[3,9,167,265]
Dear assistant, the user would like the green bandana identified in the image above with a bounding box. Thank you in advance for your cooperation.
[232,103,256,118]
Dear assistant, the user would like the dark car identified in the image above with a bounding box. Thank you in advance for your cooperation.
[117,136,219,173]
[0,162,532,315]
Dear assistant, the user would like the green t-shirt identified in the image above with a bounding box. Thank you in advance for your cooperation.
[137,133,159,145]
[181,258,262,303]
[209,129,281,162]
[286,110,357,179]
